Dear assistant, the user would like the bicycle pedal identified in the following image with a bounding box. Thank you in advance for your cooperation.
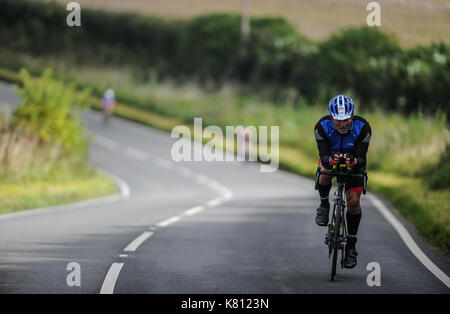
[324,235,330,246]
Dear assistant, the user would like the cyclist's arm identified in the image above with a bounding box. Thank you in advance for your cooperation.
[353,123,372,169]
[314,122,332,162]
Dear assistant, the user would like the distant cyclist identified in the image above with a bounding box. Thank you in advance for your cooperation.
[314,95,372,268]
[101,88,116,124]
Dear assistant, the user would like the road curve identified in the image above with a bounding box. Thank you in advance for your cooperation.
[0,82,448,293]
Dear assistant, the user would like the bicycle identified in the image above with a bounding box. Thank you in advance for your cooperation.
[314,157,367,281]
[102,101,115,126]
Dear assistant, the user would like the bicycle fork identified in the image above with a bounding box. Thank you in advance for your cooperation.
[326,189,348,262]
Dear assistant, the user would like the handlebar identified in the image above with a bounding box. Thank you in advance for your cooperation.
[318,162,363,177]
[314,157,368,194]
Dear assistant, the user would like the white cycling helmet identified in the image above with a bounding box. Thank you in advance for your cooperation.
[104,88,115,100]
[328,94,354,120]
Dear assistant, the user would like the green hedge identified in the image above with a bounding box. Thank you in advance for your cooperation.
[1,0,449,115]
[429,143,450,190]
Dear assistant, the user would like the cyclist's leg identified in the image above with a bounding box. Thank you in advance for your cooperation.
[343,177,363,268]
[318,161,332,201]
[316,161,333,226]
[345,189,362,243]
[345,177,363,240]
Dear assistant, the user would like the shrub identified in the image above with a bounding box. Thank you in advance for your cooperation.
[318,26,401,109]
[395,43,450,115]
[13,69,90,152]
[428,142,450,190]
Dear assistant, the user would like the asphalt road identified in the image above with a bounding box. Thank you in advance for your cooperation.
[0,81,448,294]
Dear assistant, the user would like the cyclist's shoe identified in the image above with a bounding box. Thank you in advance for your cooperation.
[344,247,358,269]
[315,205,330,226]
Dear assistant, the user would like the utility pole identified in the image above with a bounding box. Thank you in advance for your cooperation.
[241,0,250,43]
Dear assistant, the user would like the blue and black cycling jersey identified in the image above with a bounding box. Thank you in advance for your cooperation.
[314,115,372,169]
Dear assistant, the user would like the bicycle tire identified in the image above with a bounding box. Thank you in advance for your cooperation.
[331,198,342,281]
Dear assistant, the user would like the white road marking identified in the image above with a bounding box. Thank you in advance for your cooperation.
[124,147,150,161]
[97,167,131,199]
[369,193,450,289]
[119,254,128,258]
[123,231,154,252]
[222,191,233,200]
[206,197,223,207]
[100,263,124,294]
[195,174,209,185]
[155,157,175,170]
[183,206,204,216]
[156,216,182,228]
[177,167,194,177]
[209,180,226,192]
[94,135,119,151]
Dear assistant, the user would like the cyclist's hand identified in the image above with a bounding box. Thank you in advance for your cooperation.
[344,153,357,168]
[321,156,334,168]
[333,153,340,165]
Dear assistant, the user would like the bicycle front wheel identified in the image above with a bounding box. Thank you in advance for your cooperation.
[331,199,342,281]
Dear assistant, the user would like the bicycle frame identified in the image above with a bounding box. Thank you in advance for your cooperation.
[315,161,367,281]
[329,172,348,279]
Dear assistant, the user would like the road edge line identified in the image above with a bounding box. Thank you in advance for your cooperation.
[368,193,450,289]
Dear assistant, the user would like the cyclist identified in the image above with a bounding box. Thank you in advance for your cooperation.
[101,88,116,124]
[314,94,371,269]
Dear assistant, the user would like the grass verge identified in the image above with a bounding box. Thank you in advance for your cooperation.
[0,172,117,215]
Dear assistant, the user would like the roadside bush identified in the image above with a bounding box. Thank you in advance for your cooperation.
[428,142,450,190]
[318,26,401,109]
[395,43,450,115]
[13,69,90,152]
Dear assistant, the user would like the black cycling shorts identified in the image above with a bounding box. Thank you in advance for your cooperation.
[319,159,364,194]
[344,175,364,193]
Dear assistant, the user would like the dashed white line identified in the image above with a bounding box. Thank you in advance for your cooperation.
[94,135,119,151]
[100,263,124,294]
[124,147,150,161]
[206,197,223,207]
[177,167,194,177]
[156,216,182,228]
[195,174,209,185]
[183,206,204,217]
[123,231,154,252]
[155,157,175,170]
[98,142,234,294]
[222,191,233,200]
